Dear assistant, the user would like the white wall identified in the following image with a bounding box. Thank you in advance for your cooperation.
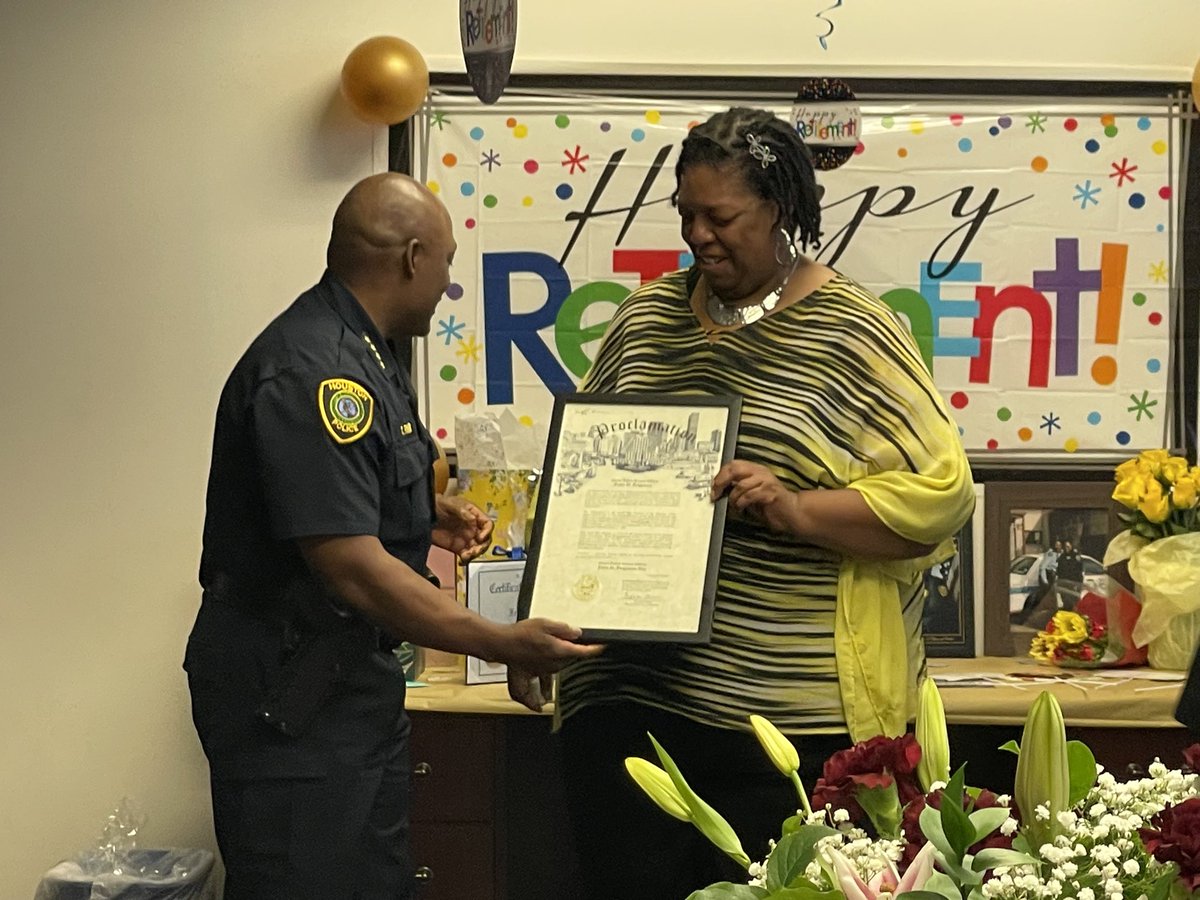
[0,1,1196,896]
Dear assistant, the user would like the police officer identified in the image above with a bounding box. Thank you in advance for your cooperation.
[184,173,602,899]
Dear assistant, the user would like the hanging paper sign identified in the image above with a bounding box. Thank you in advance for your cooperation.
[459,0,517,105]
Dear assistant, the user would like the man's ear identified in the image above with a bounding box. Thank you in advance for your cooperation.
[399,237,421,279]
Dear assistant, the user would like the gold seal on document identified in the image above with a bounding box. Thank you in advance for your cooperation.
[572,574,601,602]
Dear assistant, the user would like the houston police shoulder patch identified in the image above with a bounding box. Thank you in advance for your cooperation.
[318,378,374,444]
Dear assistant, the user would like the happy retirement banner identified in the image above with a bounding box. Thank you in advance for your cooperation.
[416,93,1181,459]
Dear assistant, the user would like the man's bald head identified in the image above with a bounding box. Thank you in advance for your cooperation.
[326,172,448,278]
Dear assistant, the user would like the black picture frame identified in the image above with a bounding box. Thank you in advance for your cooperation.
[983,481,1120,657]
[924,485,985,658]
[517,391,740,643]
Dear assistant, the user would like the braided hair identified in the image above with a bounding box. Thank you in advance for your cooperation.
[674,107,822,251]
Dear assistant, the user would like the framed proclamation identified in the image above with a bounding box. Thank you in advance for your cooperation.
[517,392,741,643]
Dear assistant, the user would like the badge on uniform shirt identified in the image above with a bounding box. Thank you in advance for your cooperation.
[318,378,374,444]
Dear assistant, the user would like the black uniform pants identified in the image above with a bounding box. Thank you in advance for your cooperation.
[185,598,412,899]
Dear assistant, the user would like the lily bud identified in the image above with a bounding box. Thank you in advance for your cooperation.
[1014,690,1070,852]
[915,677,951,793]
[624,757,691,822]
[749,714,799,776]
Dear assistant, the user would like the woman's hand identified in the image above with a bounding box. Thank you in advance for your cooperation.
[711,460,799,535]
[432,494,494,562]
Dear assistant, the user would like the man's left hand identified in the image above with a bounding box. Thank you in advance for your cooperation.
[432,494,494,562]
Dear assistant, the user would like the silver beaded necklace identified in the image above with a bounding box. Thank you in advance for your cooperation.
[704,260,798,327]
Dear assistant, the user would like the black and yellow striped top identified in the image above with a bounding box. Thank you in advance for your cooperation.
[556,267,970,734]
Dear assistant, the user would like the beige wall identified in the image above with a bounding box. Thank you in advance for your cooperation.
[1,1,1196,895]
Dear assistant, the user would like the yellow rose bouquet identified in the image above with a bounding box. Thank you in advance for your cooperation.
[1107,449,1200,669]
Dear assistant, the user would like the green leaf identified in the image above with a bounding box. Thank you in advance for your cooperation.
[780,814,805,836]
[938,766,976,856]
[856,782,904,839]
[767,886,841,900]
[911,870,964,900]
[972,847,1040,871]
[685,885,769,900]
[997,739,1020,756]
[919,804,955,863]
[765,826,838,892]
[1065,740,1098,806]
[1146,865,1180,900]
[966,807,1010,841]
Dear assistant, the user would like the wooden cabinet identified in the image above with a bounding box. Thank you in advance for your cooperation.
[408,711,579,900]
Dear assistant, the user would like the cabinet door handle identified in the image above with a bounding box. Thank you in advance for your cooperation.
[414,866,434,882]
[413,761,433,777]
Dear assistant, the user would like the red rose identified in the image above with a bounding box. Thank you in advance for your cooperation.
[1182,743,1200,774]
[1080,645,1095,661]
[1139,797,1200,890]
[812,734,924,824]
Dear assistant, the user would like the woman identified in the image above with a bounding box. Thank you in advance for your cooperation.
[510,107,975,898]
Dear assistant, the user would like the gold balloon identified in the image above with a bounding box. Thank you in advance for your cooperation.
[341,36,429,125]
[432,439,450,495]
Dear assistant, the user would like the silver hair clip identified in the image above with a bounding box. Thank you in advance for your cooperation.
[746,133,776,168]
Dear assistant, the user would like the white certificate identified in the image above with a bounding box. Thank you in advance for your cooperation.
[518,393,740,643]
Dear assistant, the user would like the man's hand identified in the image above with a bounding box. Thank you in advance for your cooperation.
[494,618,604,676]
[432,494,494,562]
[507,665,554,712]
[710,460,799,535]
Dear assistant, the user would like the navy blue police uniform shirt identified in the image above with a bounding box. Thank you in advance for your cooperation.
[199,270,437,620]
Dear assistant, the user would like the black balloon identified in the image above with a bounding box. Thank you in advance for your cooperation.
[459,0,517,105]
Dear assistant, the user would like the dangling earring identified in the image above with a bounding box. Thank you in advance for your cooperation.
[774,227,799,267]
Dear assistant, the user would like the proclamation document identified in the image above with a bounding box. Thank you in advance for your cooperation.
[518,393,740,643]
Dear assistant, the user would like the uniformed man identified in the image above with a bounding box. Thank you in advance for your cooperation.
[184,173,602,900]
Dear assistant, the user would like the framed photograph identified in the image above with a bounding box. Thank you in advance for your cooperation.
[923,484,985,658]
[517,392,741,643]
[982,481,1120,657]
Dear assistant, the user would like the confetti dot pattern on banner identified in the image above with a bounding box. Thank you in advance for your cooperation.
[987,439,999,450]
[439,365,456,381]
[998,116,1012,129]
[1117,431,1131,445]
[1085,139,1100,153]
[518,415,534,427]
[465,217,476,229]
[1064,438,1079,452]
[950,392,968,409]
[1018,428,1033,442]
[505,117,516,127]
[909,120,924,135]
[457,387,475,404]
[1088,412,1102,425]
[1138,117,1152,130]
[469,126,484,140]
[1133,292,1147,306]
[645,110,661,124]
[522,196,533,207]
[997,408,1012,422]
[483,194,498,208]
[513,124,528,138]
[1091,356,1117,385]
[436,428,448,440]
[1031,156,1048,172]
[881,116,894,128]
[556,183,573,200]
[524,159,539,173]
[1101,114,1116,126]
[1152,140,1167,155]
[958,138,972,153]
[1129,193,1145,209]
[442,153,457,167]
[445,283,464,300]
[555,114,570,128]
[1105,125,1119,138]
[897,148,908,158]
[460,182,474,196]
[631,128,645,141]
[427,181,440,193]
[600,121,611,132]
[1064,118,1078,132]
[1147,359,1162,373]
[950,114,964,126]
[1149,312,1163,326]
[1159,186,1172,199]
